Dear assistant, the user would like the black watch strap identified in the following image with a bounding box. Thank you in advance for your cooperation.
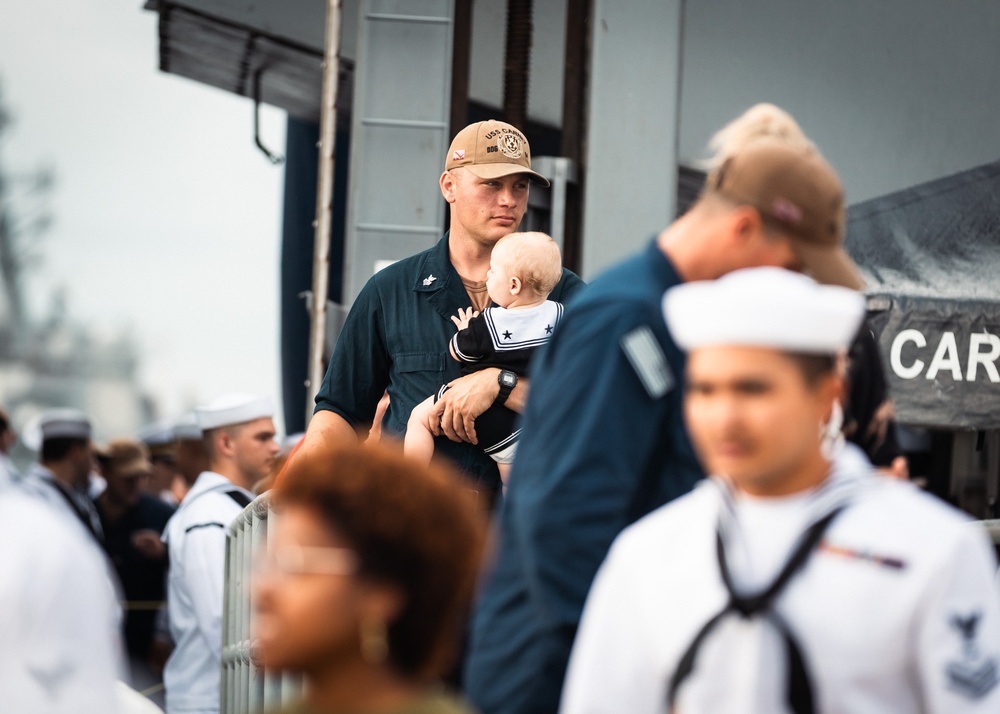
[496,370,518,406]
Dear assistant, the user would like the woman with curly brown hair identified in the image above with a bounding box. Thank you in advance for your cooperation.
[254,442,486,714]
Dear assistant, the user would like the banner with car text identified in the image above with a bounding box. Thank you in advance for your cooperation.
[869,295,1000,430]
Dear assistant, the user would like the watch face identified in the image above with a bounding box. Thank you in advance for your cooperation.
[500,371,517,387]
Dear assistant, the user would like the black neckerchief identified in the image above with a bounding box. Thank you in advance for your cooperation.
[45,476,105,545]
[664,461,873,714]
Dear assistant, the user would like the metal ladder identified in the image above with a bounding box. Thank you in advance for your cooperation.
[342,0,456,306]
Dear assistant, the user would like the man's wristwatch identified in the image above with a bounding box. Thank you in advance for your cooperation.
[496,370,518,406]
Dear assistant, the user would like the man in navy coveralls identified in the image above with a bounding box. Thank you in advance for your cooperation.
[465,132,866,713]
[305,120,584,506]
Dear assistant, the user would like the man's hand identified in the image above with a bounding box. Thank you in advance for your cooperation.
[450,306,480,331]
[426,368,501,444]
[132,530,167,560]
[149,634,174,675]
[879,455,910,480]
[366,390,391,442]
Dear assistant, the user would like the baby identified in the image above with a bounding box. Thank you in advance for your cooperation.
[405,231,565,484]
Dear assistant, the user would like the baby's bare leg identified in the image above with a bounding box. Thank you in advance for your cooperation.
[403,395,437,464]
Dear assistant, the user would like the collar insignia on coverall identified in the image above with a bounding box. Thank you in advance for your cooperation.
[423,274,437,286]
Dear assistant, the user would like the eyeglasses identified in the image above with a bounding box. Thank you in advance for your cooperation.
[253,544,358,581]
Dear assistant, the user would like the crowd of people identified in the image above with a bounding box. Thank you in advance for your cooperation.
[2,104,999,714]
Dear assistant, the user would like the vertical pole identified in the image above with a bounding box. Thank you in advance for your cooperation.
[503,0,533,129]
[221,529,233,713]
[241,507,254,713]
[559,0,589,274]
[674,0,687,212]
[449,0,472,139]
[248,497,267,713]
[260,496,283,709]
[305,0,343,425]
[235,516,246,714]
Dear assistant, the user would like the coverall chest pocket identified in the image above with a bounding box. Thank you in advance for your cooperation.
[392,352,448,405]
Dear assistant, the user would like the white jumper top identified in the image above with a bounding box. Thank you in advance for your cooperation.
[162,471,252,714]
[561,448,1000,714]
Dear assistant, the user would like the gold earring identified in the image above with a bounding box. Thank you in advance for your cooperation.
[360,618,389,665]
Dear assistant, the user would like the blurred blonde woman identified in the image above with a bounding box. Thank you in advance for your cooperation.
[254,443,486,714]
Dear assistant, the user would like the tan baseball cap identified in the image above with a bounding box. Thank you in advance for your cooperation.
[445,120,550,187]
[705,138,863,290]
[105,438,153,476]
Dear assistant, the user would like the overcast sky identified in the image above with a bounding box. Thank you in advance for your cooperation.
[0,2,289,430]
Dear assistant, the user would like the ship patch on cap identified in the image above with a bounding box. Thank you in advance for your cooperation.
[444,120,549,186]
[499,133,524,159]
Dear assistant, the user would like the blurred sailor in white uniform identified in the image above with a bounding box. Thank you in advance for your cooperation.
[172,413,208,501]
[561,268,1000,714]
[0,476,122,713]
[20,408,105,545]
[0,405,19,482]
[138,419,184,505]
[162,394,278,714]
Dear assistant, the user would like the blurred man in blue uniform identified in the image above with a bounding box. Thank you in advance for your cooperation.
[465,116,865,714]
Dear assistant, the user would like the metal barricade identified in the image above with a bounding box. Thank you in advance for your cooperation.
[977,519,1000,545]
[221,492,302,714]
[216,495,997,714]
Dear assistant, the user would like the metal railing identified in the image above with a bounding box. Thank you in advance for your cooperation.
[221,492,302,714]
[977,519,1000,544]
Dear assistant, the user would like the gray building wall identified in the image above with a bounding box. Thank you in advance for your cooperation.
[182,1,1000,283]
[467,0,682,279]
[679,0,1000,205]
[576,0,1000,277]
[579,0,683,278]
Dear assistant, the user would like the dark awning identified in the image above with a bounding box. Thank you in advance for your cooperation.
[144,1,350,122]
[845,161,1000,430]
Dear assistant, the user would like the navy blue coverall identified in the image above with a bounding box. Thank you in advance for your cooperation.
[314,233,585,500]
[464,239,705,713]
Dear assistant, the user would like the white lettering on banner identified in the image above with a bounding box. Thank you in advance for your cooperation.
[890,328,1000,382]
[968,332,1000,383]
[926,332,962,381]
[890,329,926,379]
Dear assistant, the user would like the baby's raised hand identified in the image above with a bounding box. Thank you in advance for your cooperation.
[451,306,480,330]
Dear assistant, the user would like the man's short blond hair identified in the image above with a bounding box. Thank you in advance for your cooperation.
[703,103,814,173]
[494,232,563,297]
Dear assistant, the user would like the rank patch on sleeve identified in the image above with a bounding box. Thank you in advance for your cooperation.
[621,325,674,399]
[946,611,999,700]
